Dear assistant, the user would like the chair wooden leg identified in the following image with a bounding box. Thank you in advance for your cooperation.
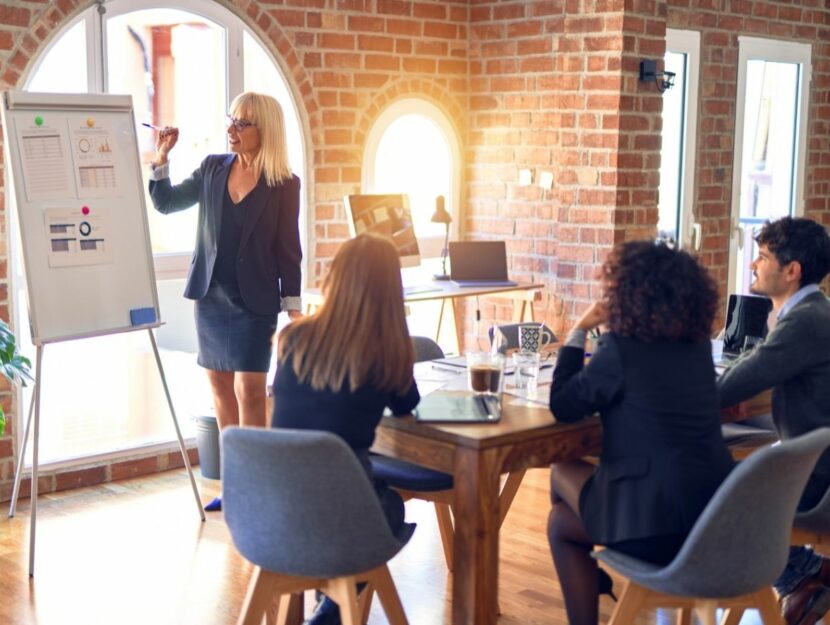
[754,586,785,625]
[325,577,361,625]
[720,606,744,625]
[370,565,409,625]
[695,600,718,625]
[359,582,375,624]
[434,502,455,572]
[608,580,648,625]
[274,592,303,625]
[677,607,692,625]
[237,567,281,625]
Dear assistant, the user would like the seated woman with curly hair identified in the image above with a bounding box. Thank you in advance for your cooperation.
[547,241,735,625]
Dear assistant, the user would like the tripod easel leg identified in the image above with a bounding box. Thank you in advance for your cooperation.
[147,329,205,522]
[29,343,44,577]
[9,385,35,518]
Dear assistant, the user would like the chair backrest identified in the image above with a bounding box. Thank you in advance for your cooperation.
[657,428,830,598]
[795,478,830,533]
[223,427,413,577]
[412,336,444,362]
[488,323,557,354]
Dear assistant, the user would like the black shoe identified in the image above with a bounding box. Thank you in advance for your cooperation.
[304,596,341,625]
[598,568,617,602]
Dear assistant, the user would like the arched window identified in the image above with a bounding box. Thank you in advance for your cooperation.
[363,99,460,259]
[12,0,306,465]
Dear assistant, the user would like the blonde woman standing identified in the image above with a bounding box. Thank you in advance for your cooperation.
[272,233,419,625]
[150,92,302,512]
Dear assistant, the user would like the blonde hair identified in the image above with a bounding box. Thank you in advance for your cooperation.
[278,233,415,394]
[229,92,292,186]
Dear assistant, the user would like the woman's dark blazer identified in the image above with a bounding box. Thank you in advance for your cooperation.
[149,154,302,316]
[549,332,734,545]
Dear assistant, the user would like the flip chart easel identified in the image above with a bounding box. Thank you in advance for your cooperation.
[1,90,205,576]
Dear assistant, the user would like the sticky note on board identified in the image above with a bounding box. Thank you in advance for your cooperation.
[130,307,157,325]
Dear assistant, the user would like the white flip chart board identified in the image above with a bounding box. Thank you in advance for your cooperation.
[1,91,160,344]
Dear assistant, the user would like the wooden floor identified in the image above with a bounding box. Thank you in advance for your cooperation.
[0,467,766,625]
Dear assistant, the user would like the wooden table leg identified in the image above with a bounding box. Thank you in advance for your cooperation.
[452,447,501,625]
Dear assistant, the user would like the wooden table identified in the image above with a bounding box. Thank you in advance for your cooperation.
[372,387,774,625]
[373,394,602,625]
[303,281,543,354]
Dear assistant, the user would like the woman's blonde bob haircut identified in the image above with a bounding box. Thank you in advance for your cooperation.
[229,91,292,186]
[278,233,415,394]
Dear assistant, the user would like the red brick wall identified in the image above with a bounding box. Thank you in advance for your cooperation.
[667,0,830,289]
[0,0,469,501]
[1,0,830,499]
[465,0,665,340]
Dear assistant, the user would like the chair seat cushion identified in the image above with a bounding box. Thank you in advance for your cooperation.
[370,454,453,491]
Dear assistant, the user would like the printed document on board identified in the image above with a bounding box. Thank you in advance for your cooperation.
[15,121,73,202]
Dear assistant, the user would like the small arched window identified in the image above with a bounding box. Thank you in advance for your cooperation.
[363,98,461,258]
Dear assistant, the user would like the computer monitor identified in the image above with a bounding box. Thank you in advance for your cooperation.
[344,194,421,268]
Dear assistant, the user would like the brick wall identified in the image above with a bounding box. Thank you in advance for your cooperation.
[1,0,830,498]
[465,0,665,340]
[0,0,469,501]
[667,0,830,288]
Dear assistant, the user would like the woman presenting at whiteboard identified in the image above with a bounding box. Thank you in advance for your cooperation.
[149,92,302,511]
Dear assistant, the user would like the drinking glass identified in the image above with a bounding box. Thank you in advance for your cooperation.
[466,351,505,397]
[513,350,541,395]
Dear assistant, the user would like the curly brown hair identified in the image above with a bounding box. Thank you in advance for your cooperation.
[601,241,718,343]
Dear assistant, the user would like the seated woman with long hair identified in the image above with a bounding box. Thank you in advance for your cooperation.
[548,241,734,625]
[271,232,419,625]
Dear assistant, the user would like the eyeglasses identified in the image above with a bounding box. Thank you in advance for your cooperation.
[225,115,255,132]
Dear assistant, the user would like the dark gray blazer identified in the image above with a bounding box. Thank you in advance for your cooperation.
[149,154,302,316]
[550,333,734,545]
[718,291,830,480]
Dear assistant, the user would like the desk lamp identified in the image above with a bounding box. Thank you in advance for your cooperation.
[431,195,452,280]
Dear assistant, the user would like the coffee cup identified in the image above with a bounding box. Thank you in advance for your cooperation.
[466,351,505,396]
[519,324,554,353]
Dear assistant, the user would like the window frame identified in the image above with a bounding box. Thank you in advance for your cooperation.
[664,28,701,251]
[727,36,812,293]
[362,98,462,258]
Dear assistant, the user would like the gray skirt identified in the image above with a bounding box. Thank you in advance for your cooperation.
[195,281,278,372]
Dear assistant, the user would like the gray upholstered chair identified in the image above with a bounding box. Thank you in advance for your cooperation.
[411,335,444,362]
[223,427,414,625]
[594,428,830,625]
[791,477,830,552]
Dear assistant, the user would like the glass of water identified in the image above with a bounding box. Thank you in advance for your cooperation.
[512,350,541,396]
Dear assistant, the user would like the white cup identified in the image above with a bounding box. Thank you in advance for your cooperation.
[512,350,541,395]
[518,325,554,353]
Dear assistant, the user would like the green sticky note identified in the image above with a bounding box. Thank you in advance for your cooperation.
[34,116,43,126]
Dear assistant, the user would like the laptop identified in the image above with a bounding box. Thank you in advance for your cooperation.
[449,241,517,288]
[718,294,772,365]
[414,392,502,423]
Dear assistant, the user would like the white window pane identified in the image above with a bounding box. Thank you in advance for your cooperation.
[372,114,451,242]
[27,20,87,93]
[735,60,801,293]
[658,51,687,244]
[243,32,304,176]
[106,9,227,256]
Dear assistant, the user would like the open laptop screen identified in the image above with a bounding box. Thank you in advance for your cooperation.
[449,241,516,286]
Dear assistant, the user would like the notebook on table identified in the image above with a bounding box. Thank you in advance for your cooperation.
[449,241,518,288]
[414,392,502,423]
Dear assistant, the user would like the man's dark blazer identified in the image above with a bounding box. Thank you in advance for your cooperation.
[549,333,734,545]
[149,154,302,316]
[719,291,830,480]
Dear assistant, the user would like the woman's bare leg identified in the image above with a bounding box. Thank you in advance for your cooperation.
[234,371,268,428]
[205,369,239,430]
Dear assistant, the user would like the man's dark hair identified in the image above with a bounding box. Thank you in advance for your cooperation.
[602,240,718,343]
[755,217,830,286]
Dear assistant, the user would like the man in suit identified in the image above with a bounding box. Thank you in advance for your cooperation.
[718,216,830,625]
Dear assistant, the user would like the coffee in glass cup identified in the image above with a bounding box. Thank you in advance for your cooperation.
[466,352,505,395]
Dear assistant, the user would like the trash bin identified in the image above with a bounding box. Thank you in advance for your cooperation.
[194,414,221,480]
